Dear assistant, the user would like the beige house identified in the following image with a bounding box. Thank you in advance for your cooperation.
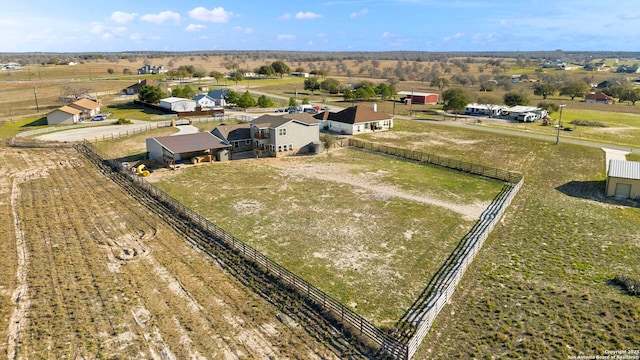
[68,98,101,118]
[46,105,83,125]
[251,113,320,157]
[606,160,640,200]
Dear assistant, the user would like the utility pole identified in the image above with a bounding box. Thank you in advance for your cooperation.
[555,104,565,144]
[33,86,39,112]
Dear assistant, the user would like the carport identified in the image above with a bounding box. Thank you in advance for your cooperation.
[146,132,232,165]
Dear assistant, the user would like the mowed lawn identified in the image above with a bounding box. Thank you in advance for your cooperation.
[153,148,505,327]
[359,120,640,359]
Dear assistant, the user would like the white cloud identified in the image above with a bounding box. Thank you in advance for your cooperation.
[349,8,369,18]
[279,13,292,20]
[295,11,322,20]
[382,32,399,39]
[110,11,137,24]
[141,11,181,25]
[188,7,234,23]
[234,26,253,34]
[185,24,206,32]
[443,32,464,41]
[499,19,511,29]
[277,34,296,41]
[0,18,21,26]
[90,22,126,36]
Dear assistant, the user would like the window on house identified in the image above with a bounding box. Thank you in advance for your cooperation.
[278,145,282,152]
[288,144,293,151]
[279,128,287,136]
[245,140,250,145]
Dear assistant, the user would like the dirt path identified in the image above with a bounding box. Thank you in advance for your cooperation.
[272,152,489,220]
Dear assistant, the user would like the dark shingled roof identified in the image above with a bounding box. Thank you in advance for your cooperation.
[251,113,319,128]
[313,105,392,124]
[152,132,230,154]
[211,123,252,142]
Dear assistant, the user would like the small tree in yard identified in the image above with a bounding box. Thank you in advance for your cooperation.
[442,87,473,120]
[288,97,297,107]
[560,81,591,100]
[320,133,334,152]
[257,95,274,108]
[537,101,560,114]
[237,91,256,108]
[476,95,501,118]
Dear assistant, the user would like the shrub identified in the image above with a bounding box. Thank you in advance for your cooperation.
[568,120,607,127]
[116,118,131,125]
[612,275,640,296]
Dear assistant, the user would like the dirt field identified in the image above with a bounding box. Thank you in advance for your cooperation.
[0,145,367,359]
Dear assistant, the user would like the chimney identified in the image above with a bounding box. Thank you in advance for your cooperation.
[372,103,377,112]
[138,79,141,84]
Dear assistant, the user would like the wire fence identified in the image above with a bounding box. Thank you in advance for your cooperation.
[13,134,523,360]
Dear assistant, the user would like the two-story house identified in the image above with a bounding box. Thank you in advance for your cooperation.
[250,113,320,157]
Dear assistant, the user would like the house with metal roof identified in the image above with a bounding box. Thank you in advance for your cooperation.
[159,97,197,112]
[606,160,640,200]
[146,132,231,165]
[313,104,393,135]
[250,113,320,157]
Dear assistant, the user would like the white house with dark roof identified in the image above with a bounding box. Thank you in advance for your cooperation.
[606,160,640,200]
[250,113,320,157]
[146,132,231,164]
[313,104,393,135]
[193,94,218,109]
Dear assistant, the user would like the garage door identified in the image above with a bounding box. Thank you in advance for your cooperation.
[614,183,632,198]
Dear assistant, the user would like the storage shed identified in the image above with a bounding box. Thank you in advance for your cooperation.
[606,160,640,200]
[397,91,439,105]
[159,97,197,112]
[146,132,231,165]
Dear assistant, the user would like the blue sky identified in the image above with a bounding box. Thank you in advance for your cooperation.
[2,0,640,53]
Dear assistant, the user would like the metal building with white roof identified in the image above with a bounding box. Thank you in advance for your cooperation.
[606,160,640,200]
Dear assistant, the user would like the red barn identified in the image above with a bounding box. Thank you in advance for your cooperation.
[397,91,439,105]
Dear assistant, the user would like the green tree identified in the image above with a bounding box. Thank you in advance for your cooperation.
[537,101,560,113]
[504,91,530,106]
[257,64,275,78]
[301,97,310,105]
[209,70,224,84]
[256,95,274,108]
[304,78,320,94]
[138,85,164,104]
[177,65,196,75]
[107,68,115,74]
[375,83,396,100]
[225,89,240,106]
[171,85,195,99]
[271,60,291,78]
[237,91,256,108]
[559,81,591,100]
[442,87,473,119]
[355,85,376,101]
[343,88,355,102]
[288,97,297,107]
[122,68,132,75]
[533,83,558,99]
[319,133,334,152]
[619,87,640,105]
[229,70,244,85]
[321,78,342,94]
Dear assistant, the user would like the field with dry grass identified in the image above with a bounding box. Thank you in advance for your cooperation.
[0,144,369,359]
[356,120,640,359]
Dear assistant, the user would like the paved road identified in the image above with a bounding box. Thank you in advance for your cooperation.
[407,116,638,154]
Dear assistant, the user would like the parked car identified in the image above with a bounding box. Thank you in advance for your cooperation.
[91,114,107,121]
[321,105,330,110]
[275,108,285,113]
